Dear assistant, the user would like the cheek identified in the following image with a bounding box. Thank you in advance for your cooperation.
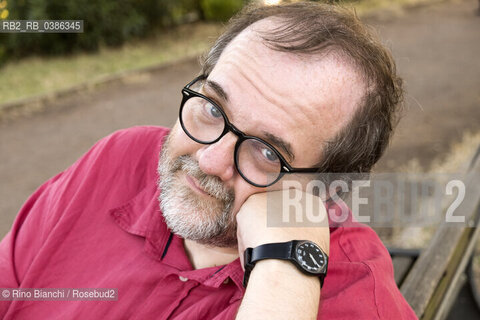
[168,122,202,159]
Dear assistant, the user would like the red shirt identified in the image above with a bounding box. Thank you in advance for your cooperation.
[0,126,417,319]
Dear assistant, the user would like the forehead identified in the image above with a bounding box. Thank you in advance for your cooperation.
[206,19,366,166]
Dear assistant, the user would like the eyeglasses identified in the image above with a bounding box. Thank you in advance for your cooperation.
[179,76,321,187]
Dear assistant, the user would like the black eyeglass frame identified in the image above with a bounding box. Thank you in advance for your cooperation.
[179,75,322,188]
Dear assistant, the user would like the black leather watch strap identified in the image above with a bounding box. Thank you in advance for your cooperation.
[250,242,294,263]
[243,241,295,287]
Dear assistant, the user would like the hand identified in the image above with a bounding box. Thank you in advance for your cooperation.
[235,189,330,269]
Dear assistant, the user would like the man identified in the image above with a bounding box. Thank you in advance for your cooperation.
[0,2,416,319]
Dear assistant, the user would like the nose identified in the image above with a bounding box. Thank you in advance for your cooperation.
[196,132,237,182]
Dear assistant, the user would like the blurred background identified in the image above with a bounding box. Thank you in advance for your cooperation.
[0,0,479,318]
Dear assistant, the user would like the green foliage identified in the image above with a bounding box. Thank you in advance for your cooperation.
[200,0,244,22]
[0,0,201,66]
[0,45,6,66]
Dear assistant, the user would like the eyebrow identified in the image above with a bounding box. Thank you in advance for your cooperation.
[205,80,229,103]
[204,79,295,163]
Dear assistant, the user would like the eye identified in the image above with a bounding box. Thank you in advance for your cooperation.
[206,102,223,118]
[261,148,279,162]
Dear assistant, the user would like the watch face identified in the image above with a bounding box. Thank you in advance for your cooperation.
[295,241,327,274]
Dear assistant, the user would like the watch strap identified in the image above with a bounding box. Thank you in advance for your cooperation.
[243,241,295,287]
[250,241,294,263]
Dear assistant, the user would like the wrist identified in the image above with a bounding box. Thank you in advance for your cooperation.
[237,259,320,319]
[250,259,321,292]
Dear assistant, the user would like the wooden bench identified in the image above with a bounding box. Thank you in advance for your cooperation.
[388,145,480,319]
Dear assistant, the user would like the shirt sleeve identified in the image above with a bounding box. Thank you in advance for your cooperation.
[0,171,65,316]
[319,226,418,319]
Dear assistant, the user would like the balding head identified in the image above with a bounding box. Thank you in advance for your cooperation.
[201,2,403,177]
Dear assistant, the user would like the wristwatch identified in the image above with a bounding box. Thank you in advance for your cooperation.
[243,240,328,287]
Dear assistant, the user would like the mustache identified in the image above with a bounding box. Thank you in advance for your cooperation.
[172,155,234,202]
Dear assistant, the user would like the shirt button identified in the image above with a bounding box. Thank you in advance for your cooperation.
[179,276,188,282]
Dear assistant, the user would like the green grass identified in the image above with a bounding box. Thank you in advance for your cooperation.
[0,22,223,105]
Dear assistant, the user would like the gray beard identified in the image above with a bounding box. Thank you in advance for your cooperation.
[157,137,237,248]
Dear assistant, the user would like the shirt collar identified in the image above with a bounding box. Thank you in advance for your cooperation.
[110,180,170,259]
